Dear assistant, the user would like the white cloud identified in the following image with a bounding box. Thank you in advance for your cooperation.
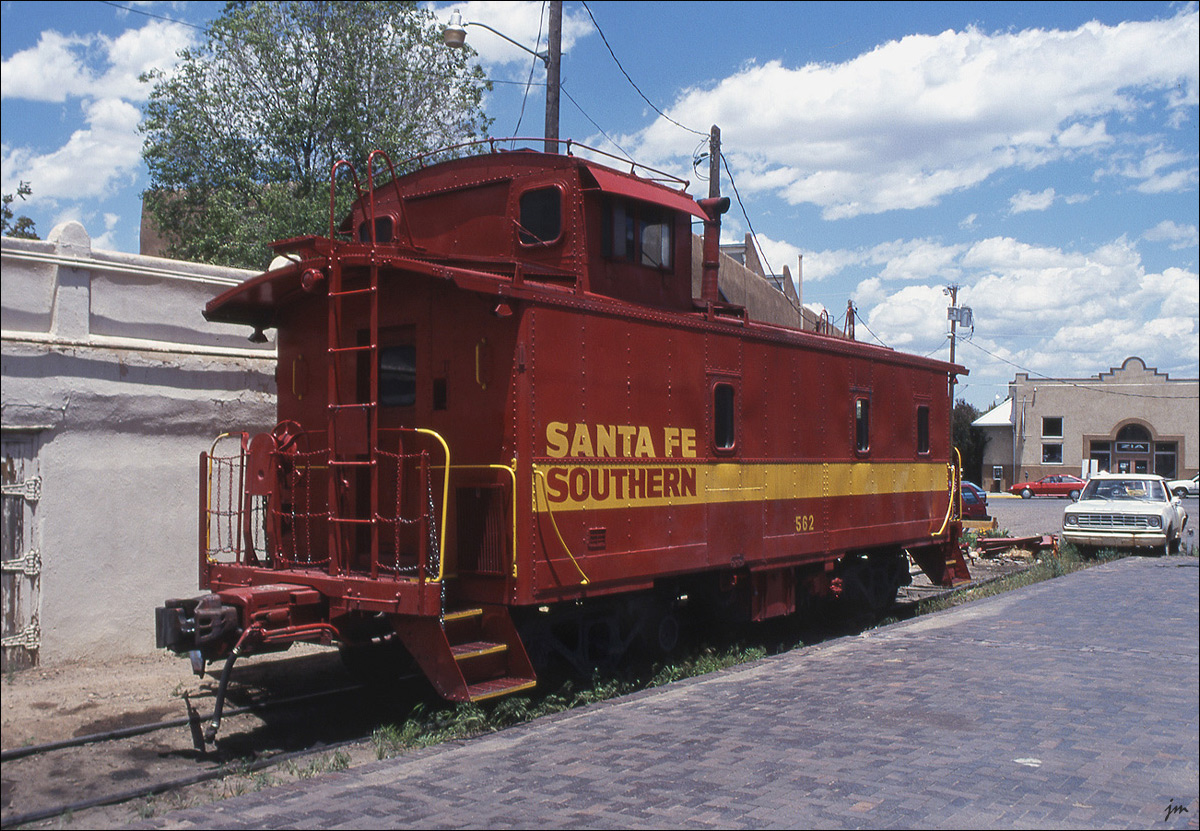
[1143,220,1200,250]
[852,235,1198,396]
[1,30,94,102]
[862,284,950,349]
[1110,144,1200,194]
[1009,188,1056,214]
[630,9,1199,218]
[4,98,144,201]
[1,18,197,220]
[799,238,965,285]
[0,21,193,103]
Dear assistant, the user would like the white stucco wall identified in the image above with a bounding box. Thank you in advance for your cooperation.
[2,222,278,665]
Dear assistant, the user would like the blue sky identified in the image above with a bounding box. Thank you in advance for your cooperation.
[2,1,1197,410]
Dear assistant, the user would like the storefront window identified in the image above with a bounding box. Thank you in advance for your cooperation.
[1090,441,1111,475]
[1154,442,1178,479]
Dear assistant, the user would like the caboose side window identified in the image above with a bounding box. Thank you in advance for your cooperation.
[380,345,417,407]
[855,398,870,453]
[714,383,736,449]
[518,187,562,246]
[917,405,930,454]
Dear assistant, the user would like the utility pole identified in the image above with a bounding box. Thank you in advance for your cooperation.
[544,0,562,154]
[708,125,721,199]
[944,284,973,464]
[947,284,958,366]
[944,284,973,366]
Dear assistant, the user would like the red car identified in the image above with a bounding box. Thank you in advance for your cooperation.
[1009,474,1086,500]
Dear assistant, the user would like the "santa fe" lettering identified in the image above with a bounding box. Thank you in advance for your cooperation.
[544,422,697,459]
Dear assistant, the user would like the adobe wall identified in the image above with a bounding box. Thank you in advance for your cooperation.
[2,222,277,667]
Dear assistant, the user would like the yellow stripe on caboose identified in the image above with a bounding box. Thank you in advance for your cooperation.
[532,461,948,512]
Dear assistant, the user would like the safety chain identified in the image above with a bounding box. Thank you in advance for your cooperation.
[372,448,441,577]
[271,446,330,567]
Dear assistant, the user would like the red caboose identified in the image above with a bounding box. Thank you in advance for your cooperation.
[157,142,969,734]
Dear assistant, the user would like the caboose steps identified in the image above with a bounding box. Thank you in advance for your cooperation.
[467,676,538,701]
[393,606,536,703]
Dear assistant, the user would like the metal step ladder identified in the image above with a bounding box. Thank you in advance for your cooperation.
[394,606,537,702]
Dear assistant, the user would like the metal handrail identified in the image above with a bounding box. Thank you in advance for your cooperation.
[203,433,249,564]
[932,448,964,537]
[452,463,519,578]
[412,428,451,582]
[532,465,590,586]
[349,136,692,191]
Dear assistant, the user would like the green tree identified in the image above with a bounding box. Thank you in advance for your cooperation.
[953,399,987,484]
[2,181,39,239]
[140,1,491,269]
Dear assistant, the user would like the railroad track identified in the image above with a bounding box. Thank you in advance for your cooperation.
[0,677,431,829]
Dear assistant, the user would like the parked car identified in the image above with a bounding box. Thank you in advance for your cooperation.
[961,481,989,520]
[1167,473,1199,498]
[1062,473,1188,555]
[1009,474,1087,500]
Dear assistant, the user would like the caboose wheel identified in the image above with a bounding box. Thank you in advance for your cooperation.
[652,611,680,654]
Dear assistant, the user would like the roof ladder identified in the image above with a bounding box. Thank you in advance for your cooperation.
[325,255,382,576]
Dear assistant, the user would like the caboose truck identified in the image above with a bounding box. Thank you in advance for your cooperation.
[156,140,969,742]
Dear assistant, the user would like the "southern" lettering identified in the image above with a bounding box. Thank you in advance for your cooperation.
[544,466,698,504]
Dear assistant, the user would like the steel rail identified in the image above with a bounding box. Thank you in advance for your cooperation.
[0,682,367,763]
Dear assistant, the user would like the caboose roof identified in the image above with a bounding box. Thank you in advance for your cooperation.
[204,146,708,327]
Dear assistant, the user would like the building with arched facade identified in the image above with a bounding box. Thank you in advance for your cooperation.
[973,357,1198,493]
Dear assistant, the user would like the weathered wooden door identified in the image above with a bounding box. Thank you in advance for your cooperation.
[2,432,41,670]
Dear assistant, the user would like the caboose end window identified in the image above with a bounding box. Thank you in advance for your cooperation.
[380,344,417,407]
[602,199,673,270]
[518,187,562,246]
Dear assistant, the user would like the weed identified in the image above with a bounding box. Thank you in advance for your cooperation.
[287,749,353,777]
[330,749,351,771]
[371,723,405,760]
[135,796,157,820]
[917,545,1131,615]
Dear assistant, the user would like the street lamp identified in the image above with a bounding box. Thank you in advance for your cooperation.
[443,5,562,154]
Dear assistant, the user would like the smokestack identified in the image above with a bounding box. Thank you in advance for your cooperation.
[699,196,730,306]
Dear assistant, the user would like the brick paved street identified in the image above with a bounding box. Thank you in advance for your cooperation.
[136,556,1199,830]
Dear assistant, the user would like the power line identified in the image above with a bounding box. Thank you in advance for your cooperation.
[960,339,1199,400]
[511,0,548,137]
[579,0,706,139]
[99,0,211,35]
[560,83,634,162]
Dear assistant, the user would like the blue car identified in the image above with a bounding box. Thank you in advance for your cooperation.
[961,481,989,520]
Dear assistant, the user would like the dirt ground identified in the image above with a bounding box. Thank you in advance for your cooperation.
[1,644,343,753]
